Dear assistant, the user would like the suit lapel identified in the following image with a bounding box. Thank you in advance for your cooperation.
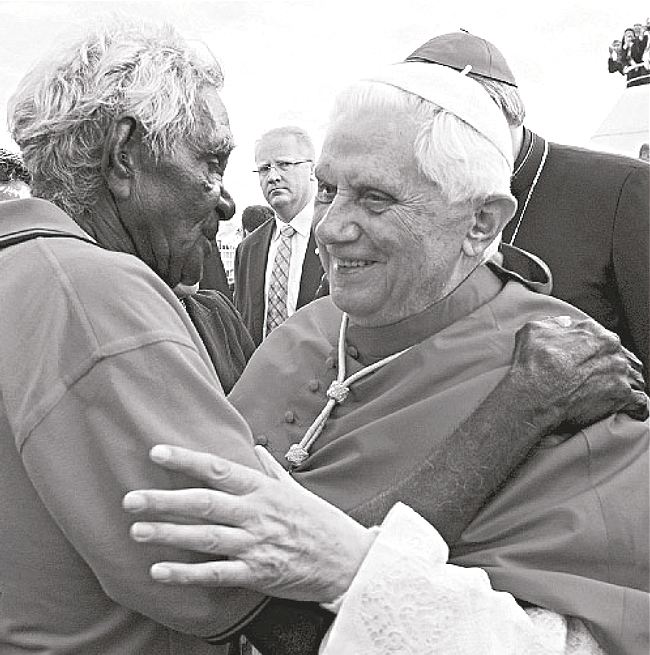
[251,221,275,339]
[297,230,324,309]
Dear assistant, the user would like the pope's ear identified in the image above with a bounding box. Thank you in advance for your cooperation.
[462,194,517,258]
[102,116,138,199]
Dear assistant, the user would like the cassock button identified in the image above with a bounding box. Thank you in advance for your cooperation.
[254,434,268,446]
[309,379,320,392]
[346,345,358,359]
[284,410,295,423]
[325,356,336,369]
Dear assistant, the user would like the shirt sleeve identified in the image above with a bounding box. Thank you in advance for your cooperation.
[319,503,604,654]
[19,338,266,639]
[612,165,649,385]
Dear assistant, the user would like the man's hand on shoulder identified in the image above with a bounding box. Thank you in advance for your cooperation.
[507,316,647,433]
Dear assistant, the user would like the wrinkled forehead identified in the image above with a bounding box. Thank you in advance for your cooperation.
[317,105,420,186]
[190,86,234,150]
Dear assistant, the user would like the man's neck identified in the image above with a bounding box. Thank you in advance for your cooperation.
[510,125,525,161]
[79,192,138,257]
[275,198,312,224]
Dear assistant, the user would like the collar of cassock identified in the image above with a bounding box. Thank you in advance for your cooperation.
[346,243,551,365]
[510,127,547,200]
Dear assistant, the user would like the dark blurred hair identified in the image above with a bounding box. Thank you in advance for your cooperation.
[242,204,274,234]
[0,148,31,184]
[467,74,526,128]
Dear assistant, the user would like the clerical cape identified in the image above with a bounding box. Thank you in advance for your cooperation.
[230,260,649,655]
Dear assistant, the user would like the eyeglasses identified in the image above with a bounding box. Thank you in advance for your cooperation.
[253,160,312,176]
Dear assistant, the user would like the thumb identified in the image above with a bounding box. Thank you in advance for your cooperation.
[255,445,292,481]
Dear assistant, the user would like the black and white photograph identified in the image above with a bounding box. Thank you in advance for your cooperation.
[0,1,648,653]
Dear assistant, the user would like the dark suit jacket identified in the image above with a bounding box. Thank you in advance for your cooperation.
[233,218,323,346]
[505,128,649,387]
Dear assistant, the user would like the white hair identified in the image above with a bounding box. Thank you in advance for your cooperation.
[8,17,225,219]
[328,81,512,207]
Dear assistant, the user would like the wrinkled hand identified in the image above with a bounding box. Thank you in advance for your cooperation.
[123,445,375,603]
[506,316,647,433]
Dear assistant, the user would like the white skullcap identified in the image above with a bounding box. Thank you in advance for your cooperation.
[364,61,513,169]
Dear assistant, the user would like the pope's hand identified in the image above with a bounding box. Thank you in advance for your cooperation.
[507,316,647,432]
[123,445,375,603]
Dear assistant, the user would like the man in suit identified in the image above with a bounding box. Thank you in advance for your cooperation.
[234,126,323,346]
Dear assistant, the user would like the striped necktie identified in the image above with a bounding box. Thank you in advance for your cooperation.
[266,224,295,335]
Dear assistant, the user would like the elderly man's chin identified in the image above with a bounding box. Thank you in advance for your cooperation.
[168,251,205,294]
[329,278,387,325]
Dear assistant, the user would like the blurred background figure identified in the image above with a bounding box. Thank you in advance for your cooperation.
[241,204,273,238]
[592,18,649,157]
[233,126,323,346]
[619,25,649,86]
[0,147,31,200]
[640,142,650,161]
[608,39,623,75]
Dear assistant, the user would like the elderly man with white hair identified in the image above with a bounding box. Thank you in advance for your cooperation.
[126,62,648,654]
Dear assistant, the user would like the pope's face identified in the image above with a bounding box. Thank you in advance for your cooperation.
[126,86,235,288]
[314,104,472,327]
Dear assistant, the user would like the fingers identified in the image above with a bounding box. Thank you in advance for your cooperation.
[547,315,572,328]
[149,559,253,587]
[621,346,644,373]
[130,521,252,556]
[148,445,264,495]
[629,365,646,392]
[619,391,650,422]
[123,488,246,524]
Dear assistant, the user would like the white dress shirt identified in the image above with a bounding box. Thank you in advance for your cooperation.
[262,203,313,339]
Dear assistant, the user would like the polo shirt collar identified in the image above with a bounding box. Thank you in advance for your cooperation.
[0,197,92,240]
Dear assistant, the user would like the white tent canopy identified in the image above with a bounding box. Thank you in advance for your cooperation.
[589,83,649,158]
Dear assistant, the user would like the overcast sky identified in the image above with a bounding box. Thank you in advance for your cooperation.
[0,0,646,239]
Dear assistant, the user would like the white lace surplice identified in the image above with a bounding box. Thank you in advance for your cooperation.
[319,504,604,655]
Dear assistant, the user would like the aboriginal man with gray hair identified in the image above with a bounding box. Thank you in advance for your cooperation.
[0,19,266,654]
